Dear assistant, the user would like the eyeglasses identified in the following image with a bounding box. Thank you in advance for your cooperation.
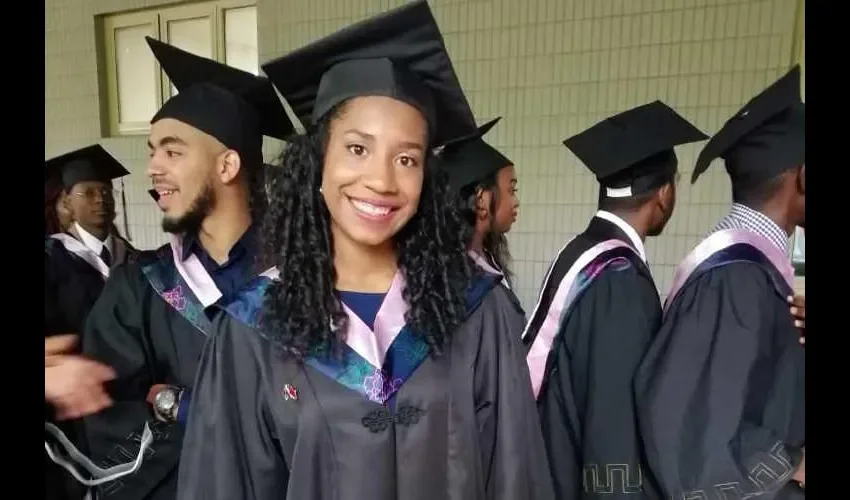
[72,188,118,201]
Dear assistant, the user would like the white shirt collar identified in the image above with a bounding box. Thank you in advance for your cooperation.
[75,222,112,257]
[594,210,647,263]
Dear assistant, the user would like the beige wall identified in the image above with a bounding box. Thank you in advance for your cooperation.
[46,0,804,308]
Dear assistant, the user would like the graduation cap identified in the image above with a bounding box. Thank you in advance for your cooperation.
[146,37,293,167]
[260,0,476,146]
[564,100,708,198]
[439,117,513,193]
[692,65,804,188]
[45,145,130,190]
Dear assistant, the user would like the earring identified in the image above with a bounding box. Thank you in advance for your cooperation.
[319,187,324,194]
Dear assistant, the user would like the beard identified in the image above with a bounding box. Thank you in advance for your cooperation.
[647,204,674,237]
[162,182,216,235]
[647,222,665,237]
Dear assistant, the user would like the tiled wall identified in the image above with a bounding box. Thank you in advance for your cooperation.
[46,0,804,308]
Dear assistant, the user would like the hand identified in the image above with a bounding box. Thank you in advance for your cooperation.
[45,354,116,420]
[792,448,805,487]
[787,295,805,345]
[45,334,78,358]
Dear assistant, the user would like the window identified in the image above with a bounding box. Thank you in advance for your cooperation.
[99,1,258,137]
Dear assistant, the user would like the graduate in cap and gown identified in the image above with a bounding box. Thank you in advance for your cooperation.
[45,145,137,337]
[438,116,525,318]
[79,38,293,500]
[522,101,707,499]
[634,66,806,499]
[177,2,554,499]
[44,145,137,500]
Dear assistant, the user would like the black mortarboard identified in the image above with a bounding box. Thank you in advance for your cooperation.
[45,145,130,190]
[692,65,804,188]
[439,117,513,192]
[260,0,476,146]
[564,100,708,198]
[146,37,293,168]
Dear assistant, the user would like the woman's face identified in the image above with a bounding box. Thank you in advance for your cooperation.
[322,96,428,248]
[490,165,519,234]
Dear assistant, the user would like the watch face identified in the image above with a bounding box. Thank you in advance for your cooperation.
[156,390,177,411]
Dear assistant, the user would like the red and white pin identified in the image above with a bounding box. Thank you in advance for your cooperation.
[282,384,298,401]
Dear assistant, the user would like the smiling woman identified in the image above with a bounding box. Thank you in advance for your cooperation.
[322,96,428,254]
[257,90,465,360]
[176,2,556,500]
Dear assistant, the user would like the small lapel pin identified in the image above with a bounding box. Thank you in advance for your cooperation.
[282,384,298,401]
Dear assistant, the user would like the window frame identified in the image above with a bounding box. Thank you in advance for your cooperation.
[100,0,258,138]
[216,0,260,72]
[102,10,162,137]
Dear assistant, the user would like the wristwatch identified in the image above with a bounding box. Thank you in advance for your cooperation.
[152,385,183,423]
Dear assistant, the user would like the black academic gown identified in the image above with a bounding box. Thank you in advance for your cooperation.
[45,232,137,335]
[80,248,209,500]
[177,281,555,500]
[527,216,661,499]
[634,263,805,499]
[45,235,137,500]
[471,250,527,323]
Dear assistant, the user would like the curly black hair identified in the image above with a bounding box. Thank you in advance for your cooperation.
[246,162,268,232]
[457,173,514,286]
[260,101,472,360]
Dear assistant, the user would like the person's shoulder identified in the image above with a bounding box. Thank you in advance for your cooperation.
[209,304,276,364]
[476,279,516,311]
[44,236,70,258]
[592,258,655,293]
[128,242,170,265]
[103,247,166,295]
[462,278,526,347]
[666,262,778,327]
[690,261,776,297]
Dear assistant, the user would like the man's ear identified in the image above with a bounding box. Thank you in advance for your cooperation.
[219,149,242,185]
[656,182,673,213]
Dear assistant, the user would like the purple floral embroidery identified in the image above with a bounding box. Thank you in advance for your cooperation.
[162,286,187,311]
[363,369,403,404]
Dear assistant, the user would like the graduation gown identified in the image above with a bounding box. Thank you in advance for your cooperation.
[469,250,527,323]
[45,233,137,500]
[177,271,555,500]
[634,229,805,500]
[80,236,228,500]
[45,231,137,336]
[523,216,660,499]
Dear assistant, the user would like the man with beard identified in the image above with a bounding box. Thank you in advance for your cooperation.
[522,101,707,500]
[80,38,292,500]
[634,66,805,499]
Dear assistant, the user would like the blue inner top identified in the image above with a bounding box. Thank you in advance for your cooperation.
[338,291,386,330]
